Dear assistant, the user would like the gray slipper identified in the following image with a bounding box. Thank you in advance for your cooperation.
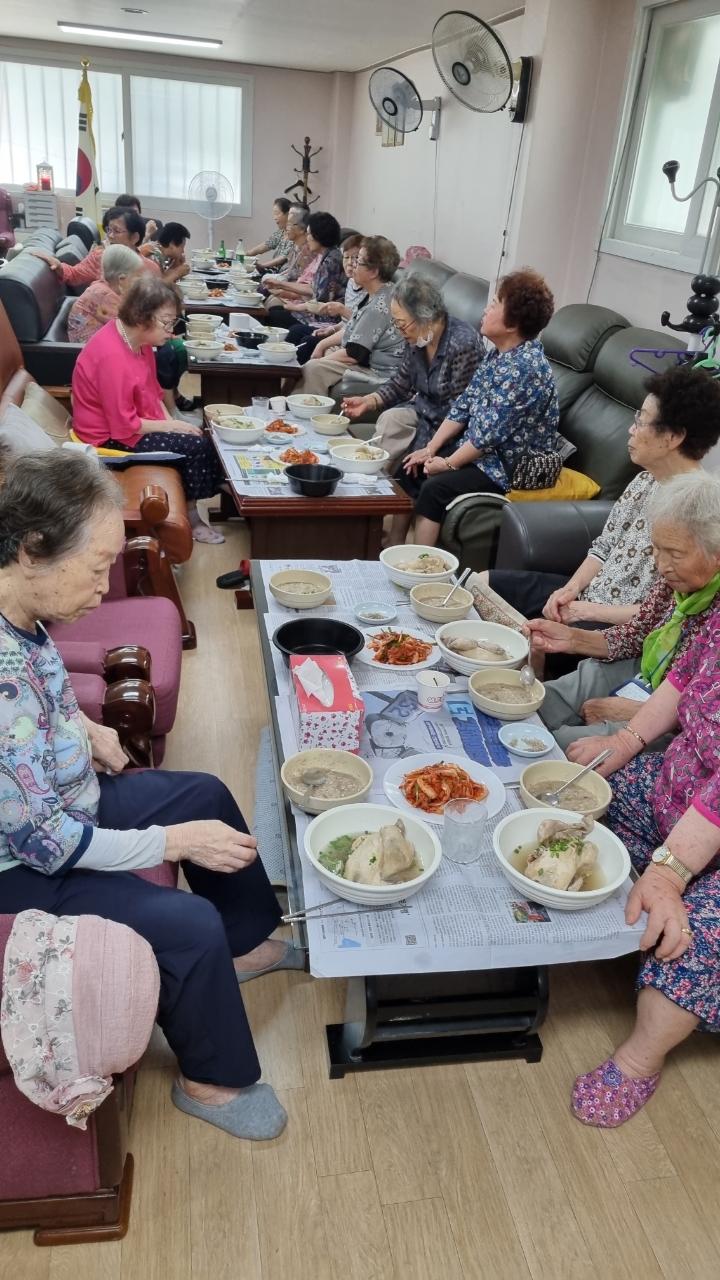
[235,940,306,984]
[171,1081,287,1140]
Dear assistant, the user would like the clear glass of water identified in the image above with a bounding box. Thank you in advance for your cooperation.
[252,396,270,421]
[441,800,487,864]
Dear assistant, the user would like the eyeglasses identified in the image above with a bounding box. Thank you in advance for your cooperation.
[156,317,177,332]
[105,224,125,239]
[633,410,658,429]
[393,317,415,334]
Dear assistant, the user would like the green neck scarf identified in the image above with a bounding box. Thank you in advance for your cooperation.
[641,572,720,690]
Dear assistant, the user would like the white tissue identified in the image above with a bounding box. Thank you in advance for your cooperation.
[295,657,335,707]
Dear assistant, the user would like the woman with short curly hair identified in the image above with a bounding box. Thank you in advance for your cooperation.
[71,274,226,544]
[387,268,559,547]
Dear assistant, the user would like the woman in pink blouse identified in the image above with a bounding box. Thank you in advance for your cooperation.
[565,473,720,1128]
[72,274,225,544]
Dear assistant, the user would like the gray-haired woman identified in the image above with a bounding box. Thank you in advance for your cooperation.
[526,471,720,750]
[342,274,483,466]
[67,244,145,345]
[0,453,299,1140]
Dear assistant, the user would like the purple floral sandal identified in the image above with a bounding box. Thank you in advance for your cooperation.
[571,1058,661,1128]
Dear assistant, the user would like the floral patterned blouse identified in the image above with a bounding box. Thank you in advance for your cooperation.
[603,578,720,666]
[265,226,292,259]
[447,339,560,492]
[582,471,658,606]
[67,279,120,345]
[655,616,720,833]
[377,316,483,450]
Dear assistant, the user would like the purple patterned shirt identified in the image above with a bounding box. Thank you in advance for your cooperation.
[656,616,720,834]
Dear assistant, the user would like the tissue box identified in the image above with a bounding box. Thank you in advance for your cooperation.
[290,654,365,752]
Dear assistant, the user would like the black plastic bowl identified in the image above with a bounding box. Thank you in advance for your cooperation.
[272,618,365,667]
[285,464,342,497]
[204,276,230,290]
[236,331,267,350]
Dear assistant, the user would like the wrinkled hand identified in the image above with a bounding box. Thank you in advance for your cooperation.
[558,599,596,624]
[424,455,450,476]
[323,301,345,317]
[626,866,691,960]
[341,396,369,419]
[403,447,431,475]
[166,421,203,436]
[84,719,129,774]
[543,585,578,621]
[31,250,63,275]
[566,732,625,775]
[523,617,575,654]
[581,696,637,725]
[165,820,258,872]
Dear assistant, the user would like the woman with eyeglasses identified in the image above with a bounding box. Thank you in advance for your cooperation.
[72,275,226,544]
[31,207,161,288]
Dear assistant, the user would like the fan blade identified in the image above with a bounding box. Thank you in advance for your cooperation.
[432,10,512,114]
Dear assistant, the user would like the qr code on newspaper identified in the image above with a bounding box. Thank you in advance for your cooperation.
[405,934,417,945]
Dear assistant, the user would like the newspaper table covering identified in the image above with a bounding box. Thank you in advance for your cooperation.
[260,559,645,979]
[214,433,397,500]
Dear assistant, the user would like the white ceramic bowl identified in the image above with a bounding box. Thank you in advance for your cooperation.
[233,291,263,305]
[185,339,222,360]
[410,583,474,623]
[329,443,388,474]
[187,313,220,323]
[214,415,267,444]
[187,320,219,335]
[312,414,350,436]
[468,668,545,720]
[268,569,333,609]
[379,545,458,588]
[205,403,246,423]
[498,723,555,758]
[260,342,297,364]
[519,761,612,820]
[265,327,289,341]
[287,394,336,419]
[493,807,630,911]
[436,620,528,675]
[281,748,372,814]
[304,803,442,904]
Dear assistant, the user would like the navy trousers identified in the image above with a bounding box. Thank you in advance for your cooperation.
[0,770,282,1088]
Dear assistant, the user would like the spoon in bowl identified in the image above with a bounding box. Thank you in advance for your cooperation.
[299,769,327,806]
[439,567,471,608]
[536,748,613,807]
[519,664,536,689]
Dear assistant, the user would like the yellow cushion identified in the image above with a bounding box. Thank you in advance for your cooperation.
[509,467,601,503]
[69,429,129,457]
[21,383,72,444]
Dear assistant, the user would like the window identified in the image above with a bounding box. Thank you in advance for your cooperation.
[0,51,252,214]
[605,0,720,272]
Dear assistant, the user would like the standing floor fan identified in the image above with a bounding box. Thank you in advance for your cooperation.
[188,171,234,250]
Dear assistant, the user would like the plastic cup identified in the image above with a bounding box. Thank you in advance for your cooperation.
[441,799,487,864]
[415,669,450,711]
[270,396,286,413]
[229,312,252,331]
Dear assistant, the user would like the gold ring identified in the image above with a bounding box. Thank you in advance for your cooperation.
[681,927,694,938]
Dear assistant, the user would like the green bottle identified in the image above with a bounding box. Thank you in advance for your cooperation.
[218,240,226,259]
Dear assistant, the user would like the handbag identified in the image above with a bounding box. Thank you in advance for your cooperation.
[511,451,563,491]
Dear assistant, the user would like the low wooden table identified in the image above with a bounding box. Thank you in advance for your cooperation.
[221,484,413,558]
[192,358,303,406]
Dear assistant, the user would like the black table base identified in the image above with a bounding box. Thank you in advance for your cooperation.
[326,968,548,1077]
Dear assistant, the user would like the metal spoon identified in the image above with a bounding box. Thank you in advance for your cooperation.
[536,748,613,807]
[439,567,471,607]
[299,769,327,806]
[519,664,536,688]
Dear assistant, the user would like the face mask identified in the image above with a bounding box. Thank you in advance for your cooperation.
[414,330,433,348]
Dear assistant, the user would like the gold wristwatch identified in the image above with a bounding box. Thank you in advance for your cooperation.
[651,845,692,884]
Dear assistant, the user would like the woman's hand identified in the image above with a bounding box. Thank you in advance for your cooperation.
[566,732,629,775]
[543,584,579,621]
[523,618,575,654]
[626,866,692,960]
[322,301,346,317]
[557,599,597,624]
[581,696,638,725]
[424,455,452,476]
[145,219,158,239]
[341,396,371,419]
[31,250,63,276]
[403,447,431,474]
[165,421,203,436]
[165,820,258,872]
[83,717,129,774]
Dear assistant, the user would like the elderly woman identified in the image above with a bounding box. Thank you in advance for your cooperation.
[292,237,403,397]
[259,204,317,301]
[342,274,483,469]
[247,196,292,271]
[386,269,558,548]
[266,211,346,341]
[527,471,720,749]
[67,245,144,344]
[31,207,161,288]
[0,453,300,1139]
[485,365,720,623]
[564,501,720,1126]
[72,274,226,544]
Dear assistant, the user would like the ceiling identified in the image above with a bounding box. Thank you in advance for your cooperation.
[1,0,522,74]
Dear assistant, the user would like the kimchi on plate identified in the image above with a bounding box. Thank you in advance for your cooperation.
[401,762,489,815]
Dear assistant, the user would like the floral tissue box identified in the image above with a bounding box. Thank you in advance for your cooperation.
[289,654,365,753]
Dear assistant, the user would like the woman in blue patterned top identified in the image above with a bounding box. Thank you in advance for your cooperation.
[389,270,559,547]
[0,454,295,1142]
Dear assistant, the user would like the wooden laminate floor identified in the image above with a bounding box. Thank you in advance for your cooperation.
[3,513,720,1280]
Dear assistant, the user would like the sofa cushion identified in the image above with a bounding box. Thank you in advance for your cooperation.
[549,360,594,415]
[0,252,65,342]
[55,641,106,677]
[561,384,639,500]
[442,272,489,331]
[509,467,601,503]
[0,402,57,454]
[541,303,629,372]
[49,596,182,735]
[67,671,106,723]
[403,257,457,290]
[22,381,72,443]
[593,326,688,410]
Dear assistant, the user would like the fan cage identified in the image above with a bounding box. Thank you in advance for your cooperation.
[432,10,512,114]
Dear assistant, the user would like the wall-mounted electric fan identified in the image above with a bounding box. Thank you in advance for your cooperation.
[188,170,234,250]
[431,10,532,122]
[369,66,441,140]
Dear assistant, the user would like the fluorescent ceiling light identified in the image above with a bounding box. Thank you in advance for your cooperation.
[57,21,222,48]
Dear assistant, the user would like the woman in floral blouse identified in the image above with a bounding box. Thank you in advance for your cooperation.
[566,557,720,1127]
[527,472,720,749]
[67,245,144,344]
[266,211,346,341]
[386,270,559,547]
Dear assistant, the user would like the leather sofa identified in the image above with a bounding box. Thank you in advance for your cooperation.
[0,250,82,384]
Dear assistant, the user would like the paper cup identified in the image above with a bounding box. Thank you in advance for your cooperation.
[416,670,450,711]
[229,312,252,331]
[270,396,287,413]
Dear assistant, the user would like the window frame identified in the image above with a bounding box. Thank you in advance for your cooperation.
[0,41,254,216]
[602,0,720,274]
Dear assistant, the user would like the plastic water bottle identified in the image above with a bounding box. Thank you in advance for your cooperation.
[218,240,226,259]
[235,238,245,264]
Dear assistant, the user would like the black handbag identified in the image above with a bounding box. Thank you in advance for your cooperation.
[511,451,563,490]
